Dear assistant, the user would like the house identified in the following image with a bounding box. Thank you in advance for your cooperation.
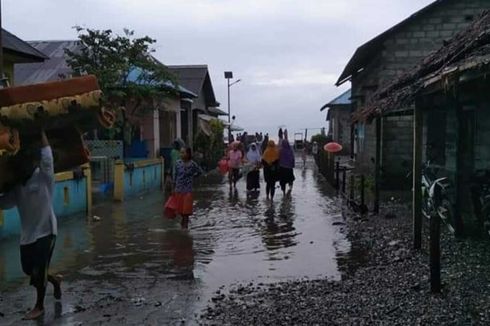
[1,29,47,85]
[14,41,197,158]
[336,0,490,188]
[168,65,224,147]
[362,10,490,236]
[321,89,352,155]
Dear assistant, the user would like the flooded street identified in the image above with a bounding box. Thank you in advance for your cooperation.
[0,159,351,325]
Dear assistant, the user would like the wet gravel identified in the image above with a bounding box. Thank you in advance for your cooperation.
[200,202,490,325]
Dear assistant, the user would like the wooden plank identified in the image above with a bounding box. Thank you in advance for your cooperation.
[374,117,381,214]
[453,96,465,236]
[430,212,441,293]
[413,102,423,250]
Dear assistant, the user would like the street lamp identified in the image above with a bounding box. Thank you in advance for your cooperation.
[224,71,241,142]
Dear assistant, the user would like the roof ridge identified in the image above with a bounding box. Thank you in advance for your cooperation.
[27,39,79,43]
[2,28,48,59]
[168,64,208,68]
[336,0,446,86]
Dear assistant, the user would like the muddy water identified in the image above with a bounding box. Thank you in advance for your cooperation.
[0,159,352,325]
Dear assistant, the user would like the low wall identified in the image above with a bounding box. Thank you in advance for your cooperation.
[0,164,92,240]
[113,158,164,201]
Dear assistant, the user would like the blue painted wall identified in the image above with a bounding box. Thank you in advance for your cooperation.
[0,178,88,240]
[124,163,162,198]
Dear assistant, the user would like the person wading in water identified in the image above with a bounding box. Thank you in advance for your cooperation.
[278,139,296,196]
[0,130,61,320]
[262,140,280,201]
[173,147,203,229]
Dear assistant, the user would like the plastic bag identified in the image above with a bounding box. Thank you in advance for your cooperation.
[164,195,179,219]
[218,159,229,175]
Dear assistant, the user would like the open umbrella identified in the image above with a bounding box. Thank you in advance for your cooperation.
[324,142,343,153]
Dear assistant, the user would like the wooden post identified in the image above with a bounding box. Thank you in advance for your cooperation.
[430,214,441,293]
[413,103,423,250]
[81,163,92,215]
[350,174,355,202]
[360,174,365,208]
[160,156,165,190]
[335,161,340,191]
[342,167,347,195]
[374,117,381,214]
[453,96,464,236]
[114,160,125,202]
[430,185,442,293]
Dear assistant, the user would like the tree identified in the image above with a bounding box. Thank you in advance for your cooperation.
[65,27,177,139]
[193,119,225,169]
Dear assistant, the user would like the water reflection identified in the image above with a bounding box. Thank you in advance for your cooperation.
[1,158,352,310]
[162,230,194,280]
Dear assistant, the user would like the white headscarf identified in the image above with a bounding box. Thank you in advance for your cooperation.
[246,143,261,163]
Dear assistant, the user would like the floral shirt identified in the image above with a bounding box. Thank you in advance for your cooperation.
[174,160,203,193]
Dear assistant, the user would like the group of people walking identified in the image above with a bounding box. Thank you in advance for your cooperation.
[227,132,296,201]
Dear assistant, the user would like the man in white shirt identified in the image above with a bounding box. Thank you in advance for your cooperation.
[0,130,61,320]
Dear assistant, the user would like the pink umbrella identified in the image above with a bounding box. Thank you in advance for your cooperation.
[324,142,343,153]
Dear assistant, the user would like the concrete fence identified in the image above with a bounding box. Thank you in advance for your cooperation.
[0,164,92,240]
[113,158,164,201]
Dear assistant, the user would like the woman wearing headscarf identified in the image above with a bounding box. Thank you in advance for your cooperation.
[262,140,280,201]
[279,139,295,195]
[245,143,262,192]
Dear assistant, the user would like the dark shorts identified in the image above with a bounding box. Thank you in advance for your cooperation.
[229,168,242,183]
[20,234,56,288]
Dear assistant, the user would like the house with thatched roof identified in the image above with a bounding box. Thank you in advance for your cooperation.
[364,10,490,236]
[337,0,490,191]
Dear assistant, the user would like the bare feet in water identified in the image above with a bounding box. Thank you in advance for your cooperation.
[48,274,62,300]
[23,307,44,320]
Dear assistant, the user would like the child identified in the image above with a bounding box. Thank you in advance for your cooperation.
[0,131,61,320]
[228,141,243,189]
[173,147,203,229]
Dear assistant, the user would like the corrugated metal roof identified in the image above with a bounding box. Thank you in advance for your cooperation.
[168,65,219,106]
[2,29,48,62]
[336,0,445,86]
[320,89,351,111]
[126,66,197,98]
[14,40,82,85]
[208,106,228,116]
[14,42,197,98]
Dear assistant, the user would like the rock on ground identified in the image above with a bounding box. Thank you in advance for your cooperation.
[200,203,490,326]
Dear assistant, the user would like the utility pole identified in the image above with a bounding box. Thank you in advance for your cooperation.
[0,0,4,88]
[224,71,241,142]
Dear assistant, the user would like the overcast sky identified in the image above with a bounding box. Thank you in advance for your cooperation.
[4,0,434,138]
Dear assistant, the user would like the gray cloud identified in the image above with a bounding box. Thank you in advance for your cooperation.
[4,0,433,137]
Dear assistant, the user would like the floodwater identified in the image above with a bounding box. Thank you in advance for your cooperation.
[0,158,353,325]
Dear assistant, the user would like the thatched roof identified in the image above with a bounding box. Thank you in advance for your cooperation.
[355,10,490,122]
